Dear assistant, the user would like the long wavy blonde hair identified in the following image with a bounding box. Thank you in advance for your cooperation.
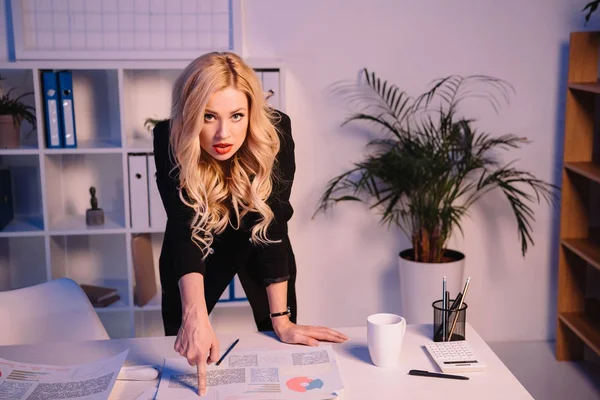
[169,52,281,256]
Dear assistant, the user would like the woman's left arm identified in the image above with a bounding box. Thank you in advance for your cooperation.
[266,281,349,346]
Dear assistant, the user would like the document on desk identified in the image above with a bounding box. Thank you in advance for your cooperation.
[156,345,343,399]
[0,349,128,400]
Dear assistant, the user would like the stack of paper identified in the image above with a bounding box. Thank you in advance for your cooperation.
[0,350,128,400]
[156,345,344,400]
[0,345,344,399]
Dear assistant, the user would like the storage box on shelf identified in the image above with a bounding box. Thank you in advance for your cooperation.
[557,31,600,361]
[0,60,283,338]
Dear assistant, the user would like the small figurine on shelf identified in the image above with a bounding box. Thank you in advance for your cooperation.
[86,186,104,226]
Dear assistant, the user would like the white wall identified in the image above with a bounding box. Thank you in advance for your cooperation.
[241,0,600,342]
[2,0,599,342]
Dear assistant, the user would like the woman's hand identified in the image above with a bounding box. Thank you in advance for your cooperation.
[272,317,349,347]
[264,281,349,347]
[174,304,220,396]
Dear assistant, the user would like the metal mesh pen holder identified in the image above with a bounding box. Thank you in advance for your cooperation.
[432,299,468,342]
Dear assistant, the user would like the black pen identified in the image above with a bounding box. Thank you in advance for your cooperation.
[435,292,462,339]
[215,338,239,366]
[408,369,469,380]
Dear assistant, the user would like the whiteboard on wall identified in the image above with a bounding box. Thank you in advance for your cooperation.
[10,0,243,60]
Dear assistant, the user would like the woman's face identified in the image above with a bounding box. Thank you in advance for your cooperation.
[199,86,249,161]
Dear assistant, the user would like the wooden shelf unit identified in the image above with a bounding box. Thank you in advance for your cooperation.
[558,312,600,357]
[557,31,600,361]
[564,162,600,184]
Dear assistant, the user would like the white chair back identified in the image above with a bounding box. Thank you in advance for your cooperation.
[0,278,110,345]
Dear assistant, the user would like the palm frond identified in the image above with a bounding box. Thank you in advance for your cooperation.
[583,1,600,24]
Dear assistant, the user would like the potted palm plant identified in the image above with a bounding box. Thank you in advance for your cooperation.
[314,69,558,323]
[0,75,36,149]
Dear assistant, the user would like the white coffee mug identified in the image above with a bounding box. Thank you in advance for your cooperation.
[367,313,407,367]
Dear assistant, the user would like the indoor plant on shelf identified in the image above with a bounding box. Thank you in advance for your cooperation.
[144,117,166,132]
[0,75,36,149]
[314,69,558,323]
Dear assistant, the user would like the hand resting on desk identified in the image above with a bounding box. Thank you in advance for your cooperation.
[272,318,349,347]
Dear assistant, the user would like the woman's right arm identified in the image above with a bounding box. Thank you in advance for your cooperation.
[176,273,219,397]
[153,120,219,396]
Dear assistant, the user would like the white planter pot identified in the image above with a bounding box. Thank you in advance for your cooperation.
[398,249,465,325]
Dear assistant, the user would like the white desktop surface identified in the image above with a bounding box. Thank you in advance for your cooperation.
[0,323,533,400]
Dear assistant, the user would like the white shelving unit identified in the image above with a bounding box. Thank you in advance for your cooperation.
[0,59,285,339]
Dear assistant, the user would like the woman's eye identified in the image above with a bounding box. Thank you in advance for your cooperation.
[204,114,215,122]
[232,113,244,121]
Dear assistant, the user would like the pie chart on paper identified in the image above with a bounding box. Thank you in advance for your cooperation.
[286,376,324,392]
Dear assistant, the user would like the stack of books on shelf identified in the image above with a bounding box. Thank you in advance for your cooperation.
[80,284,120,308]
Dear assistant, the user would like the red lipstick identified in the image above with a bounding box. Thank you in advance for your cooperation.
[214,143,233,155]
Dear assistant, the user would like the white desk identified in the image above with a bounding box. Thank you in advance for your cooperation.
[0,324,533,400]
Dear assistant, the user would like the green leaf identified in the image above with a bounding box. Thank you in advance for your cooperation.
[583,1,600,23]
[331,195,363,203]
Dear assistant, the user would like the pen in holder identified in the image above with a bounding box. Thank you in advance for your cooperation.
[432,299,468,342]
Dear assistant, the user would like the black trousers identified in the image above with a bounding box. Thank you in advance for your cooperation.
[161,237,298,336]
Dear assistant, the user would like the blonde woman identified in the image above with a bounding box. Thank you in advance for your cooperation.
[153,52,348,396]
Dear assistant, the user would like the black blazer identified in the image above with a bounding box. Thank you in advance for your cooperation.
[152,110,296,290]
